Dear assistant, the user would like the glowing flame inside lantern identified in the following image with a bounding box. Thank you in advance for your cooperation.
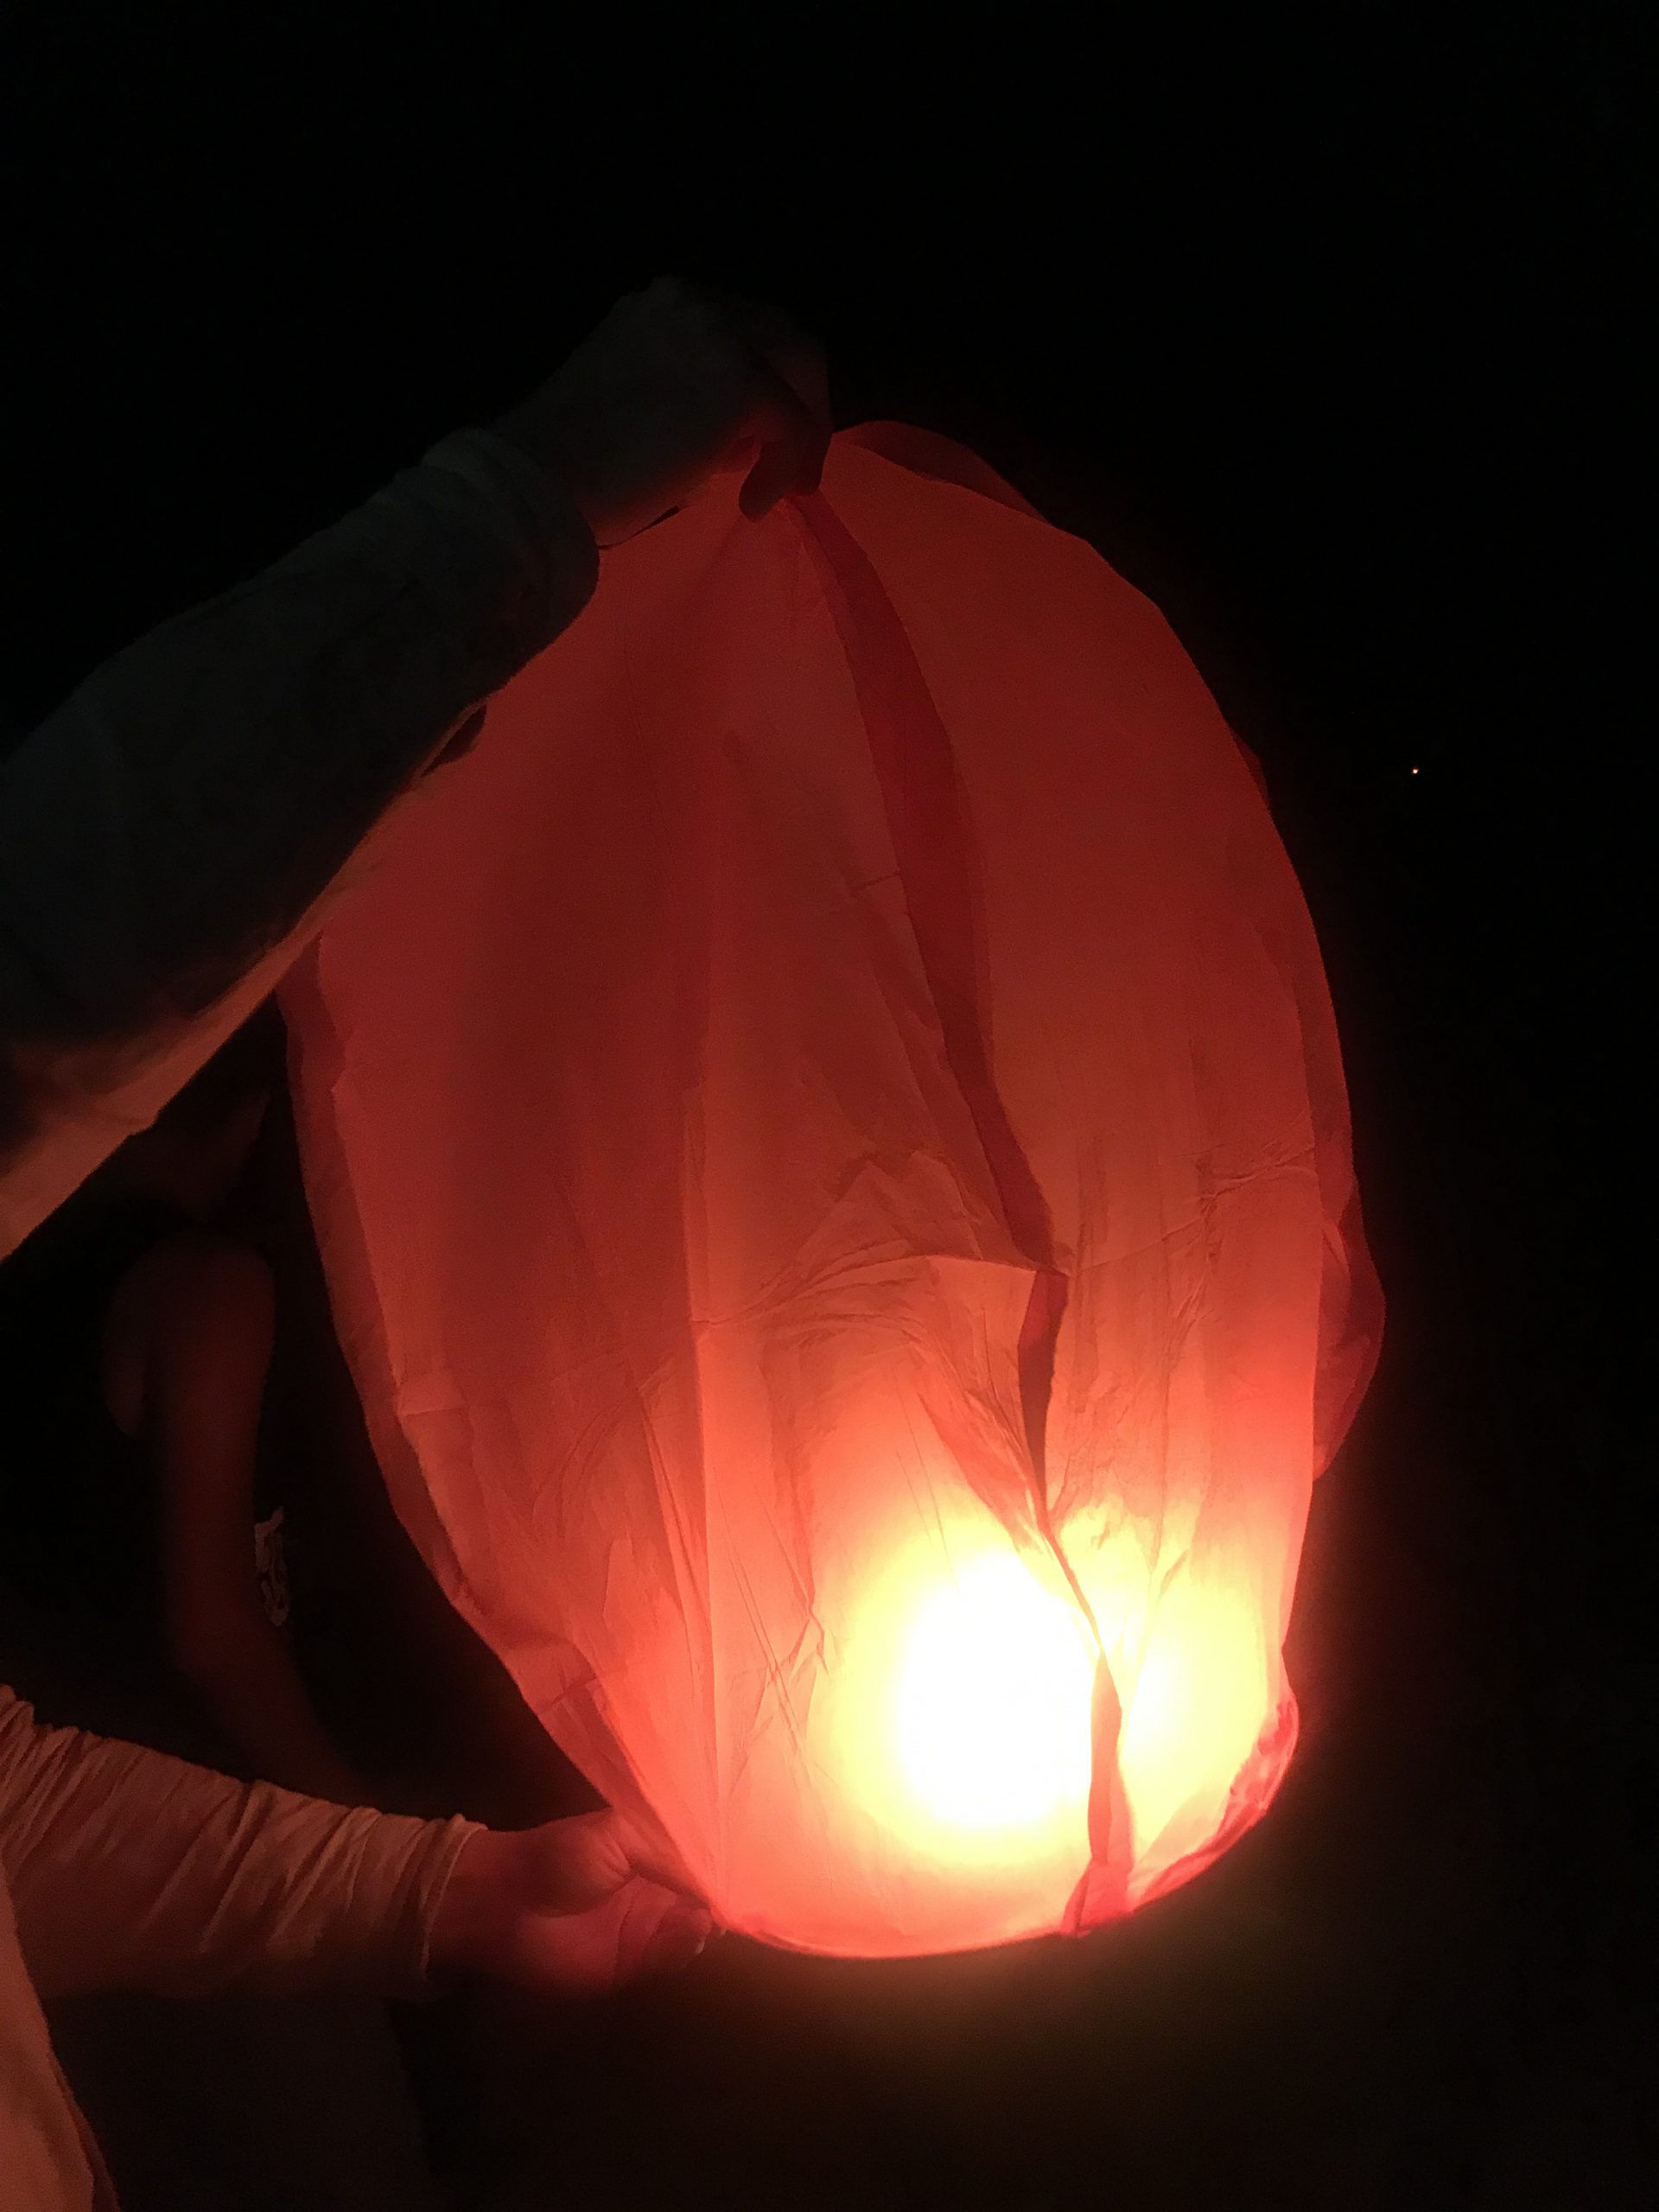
[891,1549,1097,1835]
[831,1522,1283,1936]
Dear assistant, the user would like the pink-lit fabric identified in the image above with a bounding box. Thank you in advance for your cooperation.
[283,425,1381,1958]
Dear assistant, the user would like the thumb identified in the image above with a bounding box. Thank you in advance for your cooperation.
[739,437,809,520]
[620,1885,715,1982]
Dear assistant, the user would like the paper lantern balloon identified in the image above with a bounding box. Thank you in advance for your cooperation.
[281,423,1381,1957]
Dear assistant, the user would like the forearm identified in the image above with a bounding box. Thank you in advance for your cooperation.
[0,428,599,1258]
[0,1682,475,2000]
[181,1618,365,1806]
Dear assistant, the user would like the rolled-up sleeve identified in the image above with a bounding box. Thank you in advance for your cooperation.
[0,1684,478,2000]
[0,427,599,1256]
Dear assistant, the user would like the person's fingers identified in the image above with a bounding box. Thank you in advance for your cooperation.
[522,1808,638,1911]
[754,331,833,503]
[728,369,826,517]
[617,1884,715,1984]
[604,1808,706,1904]
[692,285,832,514]
[690,285,830,423]
[522,1806,708,1914]
[502,276,831,541]
[505,1877,711,1994]
[728,303,832,439]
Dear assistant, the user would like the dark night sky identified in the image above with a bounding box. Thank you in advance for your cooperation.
[1,3,1648,2204]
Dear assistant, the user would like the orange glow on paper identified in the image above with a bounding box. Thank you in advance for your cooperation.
[283,422,1382,1957]
[1116,1580,1276,1879]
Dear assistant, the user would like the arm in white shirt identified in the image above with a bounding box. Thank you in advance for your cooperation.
[0,1681,477,1999]
[0,427,599,1256]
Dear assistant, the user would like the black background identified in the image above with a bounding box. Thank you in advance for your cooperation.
[1,3,1649,2206]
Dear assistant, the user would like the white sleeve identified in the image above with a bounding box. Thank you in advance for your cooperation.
[0,1683,479,1999]
[0,427,599,1256]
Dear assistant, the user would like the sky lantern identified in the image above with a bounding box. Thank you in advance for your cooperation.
[281,423,1382,1957]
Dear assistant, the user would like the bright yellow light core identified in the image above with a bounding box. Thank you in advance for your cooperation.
[893,1550,1097,1832]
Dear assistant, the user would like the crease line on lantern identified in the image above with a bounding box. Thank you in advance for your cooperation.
[788,488,1126,1883]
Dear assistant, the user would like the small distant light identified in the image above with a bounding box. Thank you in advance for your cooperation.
[1410,766,1420,775]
